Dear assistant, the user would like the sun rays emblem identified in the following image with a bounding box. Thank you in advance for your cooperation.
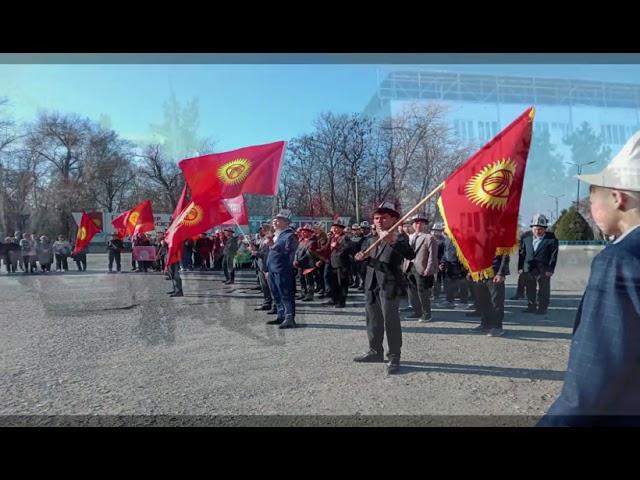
[78,226,87,241]
[217,158,251,185]
[128,211,140,226]
[465,158,517,210]
[180,204,204,227]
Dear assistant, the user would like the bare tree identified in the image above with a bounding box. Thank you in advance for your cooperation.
[83,127,135,212]
[25,112,92,236]
[135,144,184,211]
[337,114,374,222]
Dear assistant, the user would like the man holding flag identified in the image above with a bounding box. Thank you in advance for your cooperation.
[351,107,534,372]
[72,211,102,271]
[164,197,235,297]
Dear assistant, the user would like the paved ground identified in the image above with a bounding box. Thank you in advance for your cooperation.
[0,249,596,426]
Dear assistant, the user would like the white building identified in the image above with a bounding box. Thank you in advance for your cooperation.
[364,70,640,222]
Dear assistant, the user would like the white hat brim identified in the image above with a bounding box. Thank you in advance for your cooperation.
[577,172,640,192]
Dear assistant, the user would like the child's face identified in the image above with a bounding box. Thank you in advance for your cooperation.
[590,185,622,236]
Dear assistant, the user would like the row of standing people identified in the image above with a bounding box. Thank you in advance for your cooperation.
[0,232,86,273]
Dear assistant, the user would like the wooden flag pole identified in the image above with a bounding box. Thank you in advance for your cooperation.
[361,182,445,256]
[233,219,251,244]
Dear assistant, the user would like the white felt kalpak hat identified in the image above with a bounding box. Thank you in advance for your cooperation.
[577,130,640,192]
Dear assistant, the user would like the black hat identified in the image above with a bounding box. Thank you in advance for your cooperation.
[373,201,400,218]
[411,213,429,223]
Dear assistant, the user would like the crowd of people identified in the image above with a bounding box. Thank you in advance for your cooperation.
[0,232,80,273]
[163,203,560,374]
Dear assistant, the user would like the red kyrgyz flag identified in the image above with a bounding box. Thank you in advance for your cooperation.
[437,106,534,280]
[222,194,248,225]
[171,184,189,222]
[110,210,128,238]
[178,141,286,199]
[73,210,102,255]
[112,199,155,237]
[165,197,234,267]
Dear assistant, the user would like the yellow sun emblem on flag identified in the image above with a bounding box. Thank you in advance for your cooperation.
[180,204,204,227]
[128,211,140,225]
[78,226,87,241]
[217,158,251,185]
[465,158,517,210]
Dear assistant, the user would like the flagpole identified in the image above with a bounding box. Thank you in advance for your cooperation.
[361,182,445,256]
[233,219,251,244]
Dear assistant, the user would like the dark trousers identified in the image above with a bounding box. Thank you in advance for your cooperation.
[314,266,325,293]
[330,267,349,306]
[108,251,121,272]
[474,279,505,329]
[355,262,366,289]
[223,255,235,282]
[74,253,87,271]
[55,254,69,271]
[269,271,296,320]
[366,289,402,358]
[181,249,192,270]
[350,262,359,287]
[433,270,445,298]
[525,271,551,311]
[201,253,211,270]
[298,267,315,298]
[258,269,272,306]
[515,272,526,297]
[22,255,36,273]
[299,268,307,294]
[445,276,469,303]
[7,253,18,272]
[324,263,332,295]
[170,262,182,293]
[407,267,434,317]
[40,262,51,272]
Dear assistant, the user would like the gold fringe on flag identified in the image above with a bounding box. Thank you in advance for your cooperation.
[437,195,498,282]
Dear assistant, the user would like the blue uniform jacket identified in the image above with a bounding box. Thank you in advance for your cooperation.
[538,227,640,426]
[266,228,298,275]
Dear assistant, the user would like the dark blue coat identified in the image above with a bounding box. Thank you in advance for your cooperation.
[266,228,298,275]
[518,231,559,274]
[538,227,640,426]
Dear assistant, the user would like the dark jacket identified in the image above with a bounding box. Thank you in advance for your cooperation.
[222,236,239,257]
[538,228,640,426]
[330,234,355,269]
[107,239,124,253]
[518,231,559,274]
[266,228,298,275]
[295,238,317,269]
[493,255,510,276]
[359,234,415,299]
[255,236,271,272]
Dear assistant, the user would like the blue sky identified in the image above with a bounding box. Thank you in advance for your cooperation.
[1,59,640,152]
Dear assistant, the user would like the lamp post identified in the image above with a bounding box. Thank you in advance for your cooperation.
[569,160,597,209]
[545,193,565,222]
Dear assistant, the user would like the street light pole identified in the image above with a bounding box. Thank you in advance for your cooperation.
[570,161,597,210]
[545,194,565,222]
